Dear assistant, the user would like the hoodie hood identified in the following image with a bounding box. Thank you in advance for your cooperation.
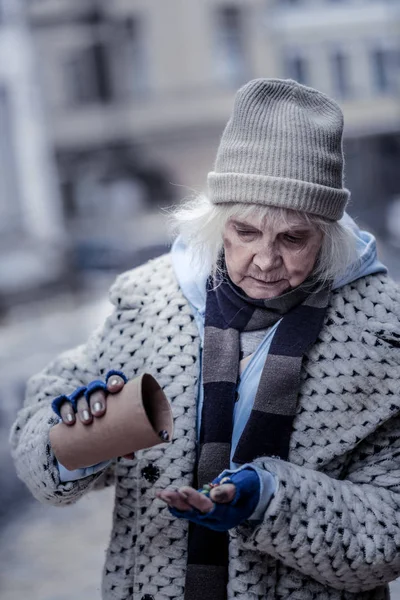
[332,213,387,289]
[171,213,387,317]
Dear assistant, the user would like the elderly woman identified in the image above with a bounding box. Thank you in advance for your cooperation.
[10,79,400,600]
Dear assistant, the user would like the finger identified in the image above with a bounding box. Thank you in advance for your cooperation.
[172,491,194,512]
[106,375,125,394]
[157,490,192,512]
[88,389,107,417]
[76,395,93,425]
[59,401,76,425]
[179,486,214,513]
[210,483,236,504]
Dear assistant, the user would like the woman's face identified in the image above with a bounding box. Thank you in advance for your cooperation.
[223,212,323,299]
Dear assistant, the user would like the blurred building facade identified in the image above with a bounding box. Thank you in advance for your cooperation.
[26,0,400,242]
[0,0,394,295]
[0,0,66,314]
[0,0,397,311]
[27,0,275,208]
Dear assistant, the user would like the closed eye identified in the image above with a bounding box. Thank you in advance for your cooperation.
[283,234,305,244]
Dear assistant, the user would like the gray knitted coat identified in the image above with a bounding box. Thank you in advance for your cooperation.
[10,254,400,600]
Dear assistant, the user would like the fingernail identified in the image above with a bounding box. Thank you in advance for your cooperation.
[66,413,74,423]
[109,378,119,386]
[212,490,227,501]
[93,401,103,412]
[159,430,169,442]
[82,409,90,421]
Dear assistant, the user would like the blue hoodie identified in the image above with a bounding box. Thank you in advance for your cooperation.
[58,215,387,515]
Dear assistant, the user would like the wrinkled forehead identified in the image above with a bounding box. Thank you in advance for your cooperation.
[229,205,317,233]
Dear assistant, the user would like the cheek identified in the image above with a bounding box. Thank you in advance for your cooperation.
[223,236,251,279]
[285,242,321,283]
[224,235,232,252]
[223,236,238,276]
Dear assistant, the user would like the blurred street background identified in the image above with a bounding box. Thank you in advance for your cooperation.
[1,0,400,597]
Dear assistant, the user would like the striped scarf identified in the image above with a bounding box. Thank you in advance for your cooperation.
[184,268,331,600]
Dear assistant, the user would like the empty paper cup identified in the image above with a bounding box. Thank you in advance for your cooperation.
[49,373,173,471]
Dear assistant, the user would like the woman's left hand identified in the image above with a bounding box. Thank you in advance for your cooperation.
[157,468,260,531]
[157,480,236,513]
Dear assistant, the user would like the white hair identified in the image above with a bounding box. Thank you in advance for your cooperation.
[169,194,359,286]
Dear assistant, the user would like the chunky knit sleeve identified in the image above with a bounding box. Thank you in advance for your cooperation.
[237,412,400,593]
[9,327,112,506]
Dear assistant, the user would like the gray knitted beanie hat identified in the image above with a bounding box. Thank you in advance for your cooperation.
[207,78,350,221]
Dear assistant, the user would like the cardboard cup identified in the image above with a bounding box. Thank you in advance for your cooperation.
[49,373,173,471]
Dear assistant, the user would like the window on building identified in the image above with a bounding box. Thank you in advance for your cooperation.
[371,48,396,94]
[64,43,111,106]
[285,54,309,85]
[330,50,351,98]
[111,16,148,99]
[0,86,21,235]
[215,5,248,86]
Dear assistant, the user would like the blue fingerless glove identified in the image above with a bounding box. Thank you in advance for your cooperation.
[84,380,107,401]
[51,370,128,418]
[105,370,128,384]
[51,386,87,418]
[168,467,261,532]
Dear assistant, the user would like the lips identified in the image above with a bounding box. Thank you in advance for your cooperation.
[250,277,283,284]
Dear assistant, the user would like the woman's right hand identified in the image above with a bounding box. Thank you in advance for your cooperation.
[54,371,135,460]
[58,373,125,426]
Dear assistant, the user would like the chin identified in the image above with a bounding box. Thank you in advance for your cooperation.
[248,290,283,300]
[243,282,290,300]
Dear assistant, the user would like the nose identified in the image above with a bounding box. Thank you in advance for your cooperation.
[252,243,282,272]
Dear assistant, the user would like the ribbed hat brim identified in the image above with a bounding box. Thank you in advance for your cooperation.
[207,172,349,221]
